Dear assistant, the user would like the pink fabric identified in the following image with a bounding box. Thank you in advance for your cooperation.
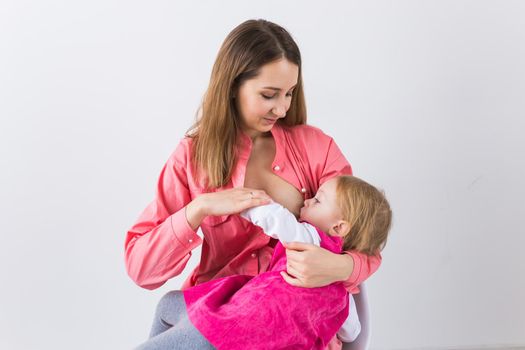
[184,227,349,349]
[124,122,380,348]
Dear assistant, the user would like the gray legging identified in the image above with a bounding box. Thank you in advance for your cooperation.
[134,291,215,350]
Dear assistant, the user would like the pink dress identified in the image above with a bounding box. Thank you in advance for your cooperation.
[183,227,349,350]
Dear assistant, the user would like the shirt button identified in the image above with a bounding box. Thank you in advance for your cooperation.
[301,188,306,193]
[273,165,281,171]
[251,252,257,258]
[188,239,193,243]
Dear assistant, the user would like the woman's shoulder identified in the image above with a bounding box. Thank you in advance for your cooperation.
[281,123,333,142]
[280,123,350,168]
[166,135,194,166]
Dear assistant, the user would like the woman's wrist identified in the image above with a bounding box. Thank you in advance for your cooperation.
[185,195,208,230]
[337,253,355,282]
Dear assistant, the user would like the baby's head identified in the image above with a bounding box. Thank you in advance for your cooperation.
[299,175,392,255]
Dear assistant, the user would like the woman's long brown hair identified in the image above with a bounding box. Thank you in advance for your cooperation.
[187,19,307,189]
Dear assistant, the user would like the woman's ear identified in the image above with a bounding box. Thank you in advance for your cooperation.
[331,220,351,237]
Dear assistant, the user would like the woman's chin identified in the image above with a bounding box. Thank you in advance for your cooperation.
[261,117,278,126]
[260,124,274,131]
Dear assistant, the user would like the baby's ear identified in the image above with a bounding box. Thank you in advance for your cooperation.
[332,220,351,237]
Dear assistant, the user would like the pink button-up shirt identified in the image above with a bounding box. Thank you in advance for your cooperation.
[124,123,381,348]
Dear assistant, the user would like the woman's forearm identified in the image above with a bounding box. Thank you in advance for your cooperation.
[336,252,355,282]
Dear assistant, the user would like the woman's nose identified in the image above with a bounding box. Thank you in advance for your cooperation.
[272,104,287,118]
[272,97,289,118]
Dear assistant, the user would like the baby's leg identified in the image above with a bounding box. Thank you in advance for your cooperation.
[342,283,370,350]
[338,294,362,342]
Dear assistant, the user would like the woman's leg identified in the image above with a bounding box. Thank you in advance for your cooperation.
[134,320,215,350]
[134,290,215,350]
[147,290,187,338]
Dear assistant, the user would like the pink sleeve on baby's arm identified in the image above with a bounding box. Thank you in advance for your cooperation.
[342,251,382,294]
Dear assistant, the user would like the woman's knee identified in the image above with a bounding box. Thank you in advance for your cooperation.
[155,290,185,318]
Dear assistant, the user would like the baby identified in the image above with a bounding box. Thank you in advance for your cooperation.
[136,175,392,350]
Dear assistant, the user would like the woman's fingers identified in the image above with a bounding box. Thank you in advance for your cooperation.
[280,271,302,287]
[252,197,272,205]
[239,188,272,208]
[284,243,341,288]
[202,187,272,216]
[286,261,302,279]
[280,269,314,288]
[282,241,313,252]
[242,191,260,201]
[283,242,317,270]
[242,188,271,200]
[284,246,311,266]
[282,242,321,288]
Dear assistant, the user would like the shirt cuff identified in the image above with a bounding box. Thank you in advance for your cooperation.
[170,208,203,250]
[342,251,362,292]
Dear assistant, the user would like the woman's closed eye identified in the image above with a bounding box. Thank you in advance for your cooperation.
[261,93,293,99]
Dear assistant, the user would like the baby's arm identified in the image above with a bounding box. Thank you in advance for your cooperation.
[240,202,321,246]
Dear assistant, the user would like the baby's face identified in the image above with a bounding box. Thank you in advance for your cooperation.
[299,177,343,233]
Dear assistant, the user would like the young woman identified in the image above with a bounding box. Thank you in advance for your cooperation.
[125,19,379,349]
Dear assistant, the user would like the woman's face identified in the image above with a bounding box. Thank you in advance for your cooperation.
[235,58,299,139]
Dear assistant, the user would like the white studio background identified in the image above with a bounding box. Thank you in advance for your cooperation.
[1,1,524,349]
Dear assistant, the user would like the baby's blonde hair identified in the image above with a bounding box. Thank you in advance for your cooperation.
[336,176,392,255]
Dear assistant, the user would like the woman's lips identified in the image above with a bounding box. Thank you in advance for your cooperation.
[263,117,278,124]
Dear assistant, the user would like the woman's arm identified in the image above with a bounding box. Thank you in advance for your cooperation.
[124,142,203,290]
[280,129,384,288]
[125,140,272,290]
[341,251,382,293]
[280,243,381,290]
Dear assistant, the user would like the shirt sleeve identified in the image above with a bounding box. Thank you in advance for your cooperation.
[342,251,382,294]
[124,140,203,290]
[240,203,321,246]
[318,136,353,186]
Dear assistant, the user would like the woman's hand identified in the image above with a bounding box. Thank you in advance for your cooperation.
[185,188,272,230]
[280,241,355,288]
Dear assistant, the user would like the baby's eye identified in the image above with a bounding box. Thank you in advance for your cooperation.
[314,197,320,203]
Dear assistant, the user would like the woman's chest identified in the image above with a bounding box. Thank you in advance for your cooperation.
[243,136,305,217]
